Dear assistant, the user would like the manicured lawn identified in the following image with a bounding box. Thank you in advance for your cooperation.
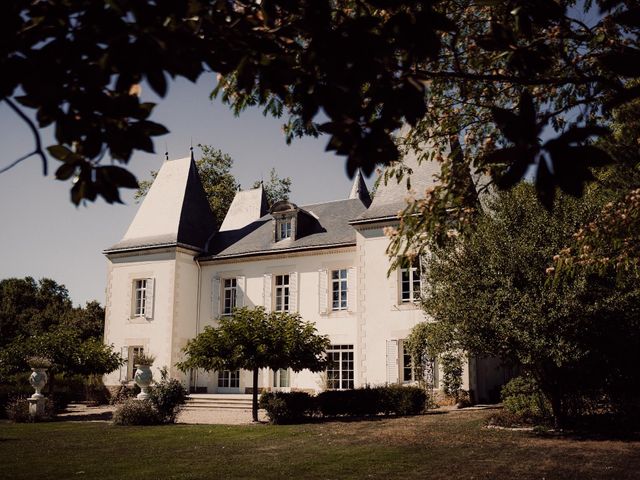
[1,409,638,480]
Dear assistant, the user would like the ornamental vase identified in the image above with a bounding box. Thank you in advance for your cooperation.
[134,364,153,400]
[29,368,48,399]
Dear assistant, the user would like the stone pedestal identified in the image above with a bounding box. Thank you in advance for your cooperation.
[28,397,45,419]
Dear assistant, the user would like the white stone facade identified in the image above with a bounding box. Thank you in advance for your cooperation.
[103,155,507,402]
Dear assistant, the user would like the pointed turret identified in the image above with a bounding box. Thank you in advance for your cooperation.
[104,155,217,253]
[349,169,372,207]
[219,185,269,232]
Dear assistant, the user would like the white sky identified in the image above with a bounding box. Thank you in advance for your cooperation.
[0,75,373,306]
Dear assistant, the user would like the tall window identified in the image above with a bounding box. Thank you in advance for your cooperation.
[326,345,354,390]
[133,279,148,316]
[218,370,239,388]
[274,274,290,312]
[273,368,290,388]
[331,269,348,311]
[277,219,292,241]
[402,343,415,383]
[127,346,144,380]
[222,278,237,316]
[400,259,421,303]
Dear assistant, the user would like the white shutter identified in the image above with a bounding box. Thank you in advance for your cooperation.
[288,272,298,313]
[386,340,399,384]
[318,269,328,314]
[129,281,135,318]
[119,346,129,382]
[144,278,155,319]
[263,274,273,313]
[211,276,220,319]
[347,267,356,312]
[236,276,245,308]
[419,253,429,298]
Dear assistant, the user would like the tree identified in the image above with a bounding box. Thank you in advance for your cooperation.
[177,307,330,422]
[251,167,292,208]
[2,1,638,210]
[0,276,119,384]
[418,184,640,427]
[135,145,292,224]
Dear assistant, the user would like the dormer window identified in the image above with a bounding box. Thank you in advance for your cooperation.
[277,219,292,241]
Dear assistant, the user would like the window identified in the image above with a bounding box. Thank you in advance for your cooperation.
[277,219,292,241]
[326,345,354,390]
[273,368,290,388]
[127,346,144,380]
[133,279,149,317]
[218,370,239,388]
[401,343,415,383]
[400,259,421,303]
[331,269,348,311]
[222,278,237,316]
[274,274,290,312]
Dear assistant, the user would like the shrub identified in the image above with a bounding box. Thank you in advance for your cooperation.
[148,376,187,424]
[501,376,552,422]
[378,385,427,416]
[113,399,160,426]
[259,391,315,424]
[109,383,140,405]
[441,353,464,401]
[6,397,54,423]
[85,375,111,405]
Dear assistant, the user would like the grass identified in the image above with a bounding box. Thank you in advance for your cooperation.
[1,409,639,480]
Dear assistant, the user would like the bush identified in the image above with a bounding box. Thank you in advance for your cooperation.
[259,391,314,424]
[109,383,140,405]
[441,353,464,401]
[260,386,428,424]
[378,385,427,416]
[112,399,160,426]
[6,397,54,423]
[501,376,552,422]
[85,375,111,405]
[148,377,187,424]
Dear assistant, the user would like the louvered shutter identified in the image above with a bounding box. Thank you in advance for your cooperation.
[419,254,429,299]
[144,278,155,319]
[236,276,245,308]
[289,272,298,312]
[347,267,356,312]
[263,274,273,312]
[318,269,328,314]
[211,276,220,319]
[386,340,399,384]
[119,346,129,381]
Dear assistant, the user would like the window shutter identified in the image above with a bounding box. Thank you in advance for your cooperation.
[289,271,298,313]
[211,276,220,319]
[347,267,356,312]
[119,346,129,382]
[419,254,429,298]
[386,340,399,384]
[263,274,273,313]
[318,269,328,314]
[236,276,245,308]
[145,278,155,319]
[129,281,135,318]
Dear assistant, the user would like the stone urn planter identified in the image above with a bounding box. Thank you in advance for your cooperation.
[29,368,48,399]
[132,353,155,400]
[134,364,153,400]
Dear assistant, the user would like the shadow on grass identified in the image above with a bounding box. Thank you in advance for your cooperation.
[55,411,113,422]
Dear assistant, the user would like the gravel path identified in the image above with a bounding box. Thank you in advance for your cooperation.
[56,403,267,425]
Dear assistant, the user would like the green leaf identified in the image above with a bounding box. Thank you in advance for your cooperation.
[47,145,72,161]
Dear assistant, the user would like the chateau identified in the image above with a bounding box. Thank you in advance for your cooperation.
[103,151,506,401]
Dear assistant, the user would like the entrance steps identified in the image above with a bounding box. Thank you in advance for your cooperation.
[184,394,255,410]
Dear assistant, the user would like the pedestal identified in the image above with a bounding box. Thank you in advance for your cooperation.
[28,397,45,419]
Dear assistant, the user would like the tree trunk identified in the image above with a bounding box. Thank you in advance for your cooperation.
[550,393,564,431]
[252,367,259,422]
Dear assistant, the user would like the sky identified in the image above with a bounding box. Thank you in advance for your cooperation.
[0,75,373,306]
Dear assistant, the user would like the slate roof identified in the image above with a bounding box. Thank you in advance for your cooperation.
[201,198,367,260]
[104,156,217,254]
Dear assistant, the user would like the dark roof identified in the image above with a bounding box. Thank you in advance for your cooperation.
[201,198,367,260]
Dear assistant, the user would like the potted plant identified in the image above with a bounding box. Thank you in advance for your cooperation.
[27,356,52,399]
[133,353,156,400]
